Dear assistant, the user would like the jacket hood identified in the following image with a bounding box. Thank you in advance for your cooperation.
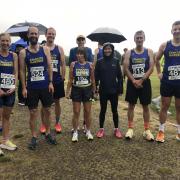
[103,42,114,58]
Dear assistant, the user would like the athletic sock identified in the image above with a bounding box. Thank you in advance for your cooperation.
[159,123,165,132]
[144,122,150,130]
[128,121,133,129]
[177,124,180,134]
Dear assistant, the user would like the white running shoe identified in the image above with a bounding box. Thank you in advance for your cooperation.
[0,140,17,151]
[0,148,4,156]
[176,134,180,141]
[86,131,93,140]
[72,132,78,142]
[125,128,134,139]
[143,129,154,141]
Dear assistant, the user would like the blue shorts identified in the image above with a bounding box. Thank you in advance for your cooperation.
[53,81,65,99]
[0,92,15,107]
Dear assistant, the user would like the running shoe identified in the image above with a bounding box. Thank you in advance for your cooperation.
[71,126,80,133]
[18,102,25,106]
[28,137,37,150]
[39,124,46,134]
[72,132,78,142]
[125,128,134,139]
[143,129,154,141]
[45,134,57,145]
[114,128,123,139]
[0,148,4,156]
[55,123,62,133]
[176,134,180,141]
[96,128,105,138]
[0,140,17,151]
[156,131,165,143]
[86,131,93,140]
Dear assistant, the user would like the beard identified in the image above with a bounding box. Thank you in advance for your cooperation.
[29,37,38,45]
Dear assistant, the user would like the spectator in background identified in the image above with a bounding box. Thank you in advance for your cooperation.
[69,35,93,65]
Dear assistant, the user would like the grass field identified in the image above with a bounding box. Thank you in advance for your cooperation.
[0,68,179,180]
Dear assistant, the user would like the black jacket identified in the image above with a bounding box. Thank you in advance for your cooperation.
[95,57,123,95]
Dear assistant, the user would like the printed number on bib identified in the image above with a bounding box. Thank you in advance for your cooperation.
[168,65,180,80]
[132,64,145,78]
[0,73,15,89]
[76,77,88,85]
[52,60,58,72]
[30,66,45,81]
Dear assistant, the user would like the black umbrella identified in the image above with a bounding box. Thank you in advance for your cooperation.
[87,27,126,43]
[5,22,47,41]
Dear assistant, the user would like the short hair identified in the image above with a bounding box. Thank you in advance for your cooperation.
[27,26,39,35]
[45,27,56,35]
[0,33,11,41]
[76,47,87,61]
[172,20,180,27]
[134,30,145,40]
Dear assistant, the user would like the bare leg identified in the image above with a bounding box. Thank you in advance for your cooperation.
[72,102,81,131]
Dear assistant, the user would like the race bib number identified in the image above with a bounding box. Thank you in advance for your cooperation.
[132,64,145,78]
[30,66,45,81]
[0,73,15,89]
[76,77,89,85]
[52,60,58,72]
[168,65,180,80]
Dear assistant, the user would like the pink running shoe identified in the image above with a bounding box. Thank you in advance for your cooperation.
[96,129,105,138]
[114,128,123,139]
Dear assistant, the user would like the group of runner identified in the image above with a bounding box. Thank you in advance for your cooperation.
[0,20,180,155]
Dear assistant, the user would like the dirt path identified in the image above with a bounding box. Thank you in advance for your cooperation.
[0,98,179,180]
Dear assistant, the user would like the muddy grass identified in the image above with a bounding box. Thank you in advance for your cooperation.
[0,98,179,180]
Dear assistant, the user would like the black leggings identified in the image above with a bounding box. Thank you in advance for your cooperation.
[99,93,119,128]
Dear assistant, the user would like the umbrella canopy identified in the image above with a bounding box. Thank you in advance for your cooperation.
[6,22,47,41]
[87,27,126,43]
[10,38,28,52]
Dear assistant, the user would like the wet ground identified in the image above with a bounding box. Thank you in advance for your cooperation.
[0,98,179,180]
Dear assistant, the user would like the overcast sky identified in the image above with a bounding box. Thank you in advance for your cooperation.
[0,0,179,54]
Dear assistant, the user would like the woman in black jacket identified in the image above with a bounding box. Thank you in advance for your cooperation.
[95,42,123,138]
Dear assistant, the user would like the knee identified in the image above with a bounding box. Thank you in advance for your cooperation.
[29,109,38,117]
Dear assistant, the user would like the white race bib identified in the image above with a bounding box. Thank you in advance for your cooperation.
[132,64,145,78]
[0,73,15,89]
[51,60,58,72]
[168,65,180,80]
[76,77,89,85]
[30,66,45,81]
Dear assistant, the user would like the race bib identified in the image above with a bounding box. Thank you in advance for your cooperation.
[52,60,58,72]
[132,64,145,78]
[76,77,89,85]
[30,66,45,81]
[0,73,15,89]
[168,65,180,80]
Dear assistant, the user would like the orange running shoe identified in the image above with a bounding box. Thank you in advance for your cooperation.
[96,129,105,138]
[156,131,165,143]
[40,124,46,134]
[55,123,62,133]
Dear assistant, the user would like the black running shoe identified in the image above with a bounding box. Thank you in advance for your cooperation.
[28,137,37,150]
[45,134,57,145]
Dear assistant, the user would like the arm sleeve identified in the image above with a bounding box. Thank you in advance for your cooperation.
[95,60,100,87]
[117,60,123,94]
